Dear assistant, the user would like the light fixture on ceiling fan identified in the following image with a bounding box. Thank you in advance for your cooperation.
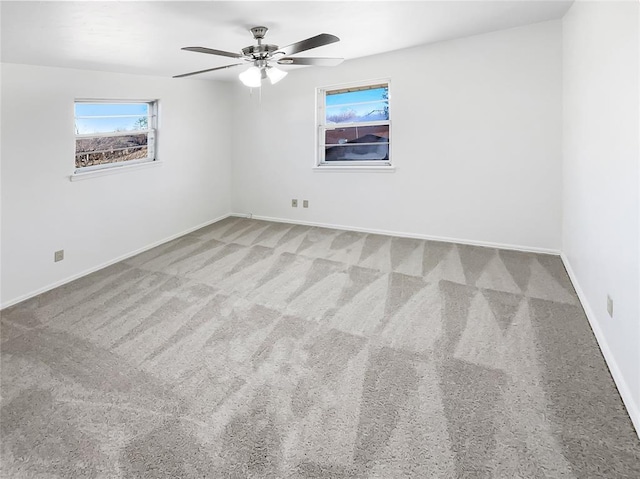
[174,26,344,86]
[238,60,288,87]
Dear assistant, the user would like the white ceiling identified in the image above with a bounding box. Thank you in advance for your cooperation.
[1,1,573,81]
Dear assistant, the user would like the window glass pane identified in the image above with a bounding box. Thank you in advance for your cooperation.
[326,102,389,124]
[325,125,389,145]
[326,86,387,107]
[75,103,148,117]
[318,82,390,165]
[325,143,389,162]
[75,133,148,168]
[75,103,149,134]
[75,117,148,134]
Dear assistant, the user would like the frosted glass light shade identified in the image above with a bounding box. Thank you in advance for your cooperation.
[239,66,261,88]
[266,67,288,85]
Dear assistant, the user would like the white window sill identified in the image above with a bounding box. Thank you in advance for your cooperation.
[70,160,162,181]
[313,165,395,172]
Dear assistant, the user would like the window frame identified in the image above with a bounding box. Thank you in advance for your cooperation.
[316,79,392,168]
[73,99,158,174]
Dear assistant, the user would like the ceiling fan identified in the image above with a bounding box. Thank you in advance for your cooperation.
[174,26,344,86]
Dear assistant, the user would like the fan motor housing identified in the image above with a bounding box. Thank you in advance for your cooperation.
[242,44,278,58]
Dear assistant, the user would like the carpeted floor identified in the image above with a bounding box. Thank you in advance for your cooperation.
[1,216,639,478]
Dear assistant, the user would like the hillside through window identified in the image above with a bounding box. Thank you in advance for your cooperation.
[74,100,157,172]
[317,81,390,166]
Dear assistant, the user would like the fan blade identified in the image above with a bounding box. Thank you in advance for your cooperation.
[278,57,344,66]
[182,47,242,59]
[173,63,243,78]
[275,33,339,56]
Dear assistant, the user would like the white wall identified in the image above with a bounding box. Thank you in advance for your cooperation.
[562,0,640,432]
[1,64,233,306]
[231,20,563,252]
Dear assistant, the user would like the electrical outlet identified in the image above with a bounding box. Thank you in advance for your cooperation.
[303,200,309,208]
[607,295,614,318]
[54,250,64,262]
[291,199,298,207]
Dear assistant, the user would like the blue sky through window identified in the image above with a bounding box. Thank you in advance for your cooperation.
[325,87,388,124]
[326,87,387,106]
[75,103,149,134]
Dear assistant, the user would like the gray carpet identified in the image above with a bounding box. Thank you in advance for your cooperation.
[1,216,639,478]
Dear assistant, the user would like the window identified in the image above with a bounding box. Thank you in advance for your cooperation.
[74,100,157,172]
[317,80,390,167]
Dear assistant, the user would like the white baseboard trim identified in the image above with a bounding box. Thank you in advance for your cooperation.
[561,253,640,439]
[231,213,561,255]
[0,213,231,310]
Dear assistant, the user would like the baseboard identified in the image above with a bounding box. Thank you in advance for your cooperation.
[0,213,232,310]
[560,253,640,439]
[231,213,561,255]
